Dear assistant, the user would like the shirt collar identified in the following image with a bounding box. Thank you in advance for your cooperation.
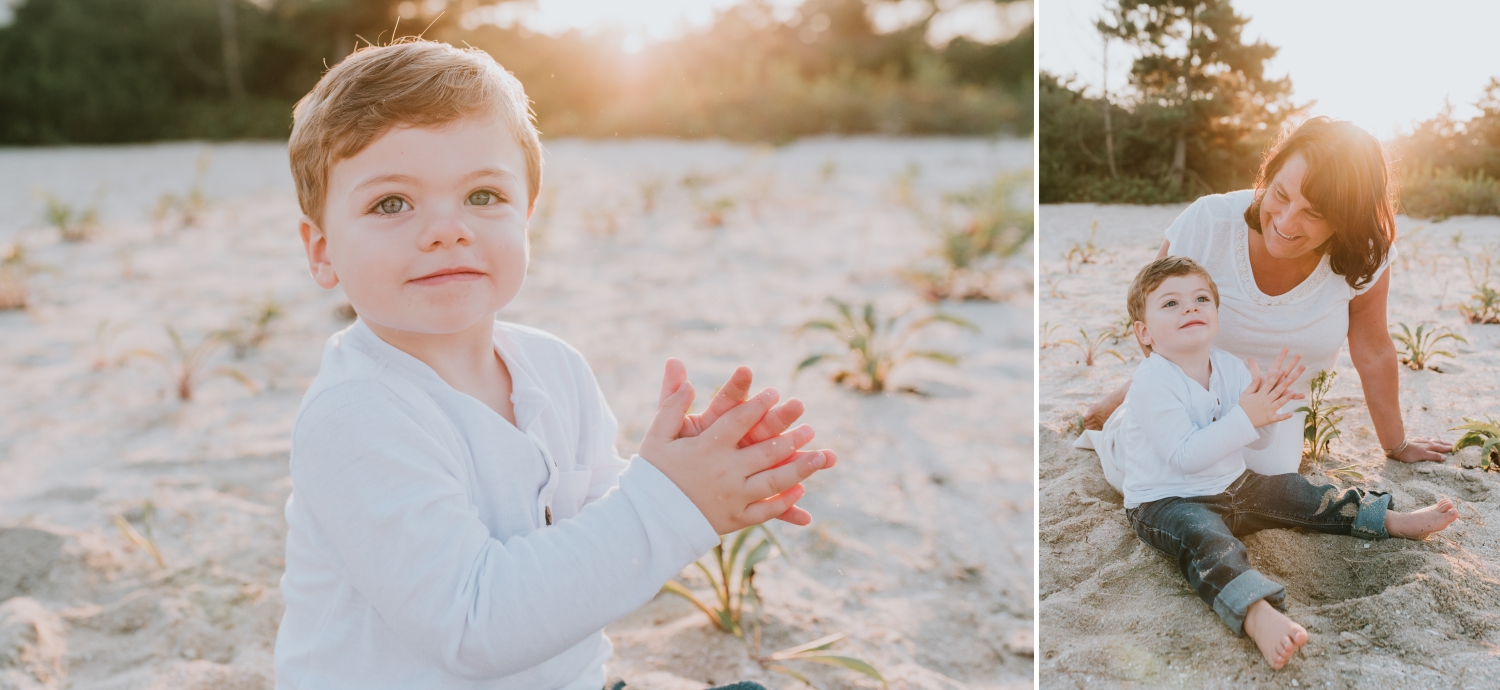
[344,318,553,430]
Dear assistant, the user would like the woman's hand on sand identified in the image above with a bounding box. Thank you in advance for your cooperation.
[643,359,834,533]
[1390,436,1455,463]
[1240,350,1306,428]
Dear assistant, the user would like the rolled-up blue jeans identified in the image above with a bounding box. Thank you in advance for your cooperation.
[1126,470,1391,635]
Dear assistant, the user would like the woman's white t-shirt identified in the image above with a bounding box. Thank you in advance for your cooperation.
[1161,190,1392,474]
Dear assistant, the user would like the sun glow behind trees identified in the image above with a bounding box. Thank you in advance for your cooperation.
[465,0,1027,51]
[1040,0,1500,140]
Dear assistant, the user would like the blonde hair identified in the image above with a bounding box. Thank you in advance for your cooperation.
[288,39,542,227]
[1127,256,1219,351]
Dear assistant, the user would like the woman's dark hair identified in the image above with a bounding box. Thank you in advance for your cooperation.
[1244,117,1394,291]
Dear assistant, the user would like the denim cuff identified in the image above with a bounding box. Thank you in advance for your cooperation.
[1352,492,1392,540]
[1212,569,1287,636]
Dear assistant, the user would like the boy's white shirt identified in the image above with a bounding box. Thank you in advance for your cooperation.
[1102,348,1278,508]
[274,319,720,690]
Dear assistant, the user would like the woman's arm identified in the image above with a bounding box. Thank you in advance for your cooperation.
[1081,240,1172,431]
[1347,270,1451,461]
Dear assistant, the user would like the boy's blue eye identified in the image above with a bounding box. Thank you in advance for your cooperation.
[1164,299,1177,308]
[1197,295,1210,302]
[467,189,499,206]
[375,197,408,215]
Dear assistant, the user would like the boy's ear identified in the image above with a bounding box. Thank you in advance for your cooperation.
[300,215,340,290]
[1133,320,1153,349]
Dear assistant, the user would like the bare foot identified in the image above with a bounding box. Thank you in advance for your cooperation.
[1243,599,1308,670]
[1385,498,1459,539]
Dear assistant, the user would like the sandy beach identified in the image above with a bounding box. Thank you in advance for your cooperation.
[0,137,1033,689]
[1037,201,1500,687]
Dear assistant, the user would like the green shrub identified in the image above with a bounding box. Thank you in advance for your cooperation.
[1399,165,1500,220]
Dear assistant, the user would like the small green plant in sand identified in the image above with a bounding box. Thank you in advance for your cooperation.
[1458,257,1500,324]
[112,500,167,569]
[225,296,284,359]
[639,178,665,214]
[795,299,978,394]
[0,242,30,310]
[1063,413,1087,438]
[819,158,838,182]
[696,196,736,228]
[1106,311,1135,344]
[1390,323,1466,371]
[582,206,622,237]
[1043,273,1065,298]
[1063,222,1105,272]
[1451,416,1500,470]
[893,160,921,208]
[1057,328,1124,366]
[125,326,257,401]
[39,189,102,242]
[906,172,1033,301]
[659,526,885,687]
[659,525,779,638]
[152,153,211,230]
[680,170,716,191]
[1040,321,1061,349]
[1297,371,1361,480]
[92,319,131,370]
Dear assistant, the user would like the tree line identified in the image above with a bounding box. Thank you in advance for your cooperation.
[1040,0,1500,218]
[0,0,1030,144]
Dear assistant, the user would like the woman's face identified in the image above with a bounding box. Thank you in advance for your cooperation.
[1258,152,1335,259]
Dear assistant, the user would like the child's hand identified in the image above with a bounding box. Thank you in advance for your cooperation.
[641,364,832,535]
[656,359,837,526]
[1240,349,1307,428]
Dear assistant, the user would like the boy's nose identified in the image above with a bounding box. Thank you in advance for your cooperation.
[418,211,475,249]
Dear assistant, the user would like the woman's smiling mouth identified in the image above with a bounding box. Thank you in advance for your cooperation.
[1270,222,1300,242]
[411,267,485,285]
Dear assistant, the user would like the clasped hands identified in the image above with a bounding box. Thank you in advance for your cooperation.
[639,358,836,535]
[1239,348,1307,428]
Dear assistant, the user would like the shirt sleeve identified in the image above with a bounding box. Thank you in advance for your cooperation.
[1127,370,1261,475]
[1353,243,1397,296]
[291,381,721,681]
[1163,195,1212,257]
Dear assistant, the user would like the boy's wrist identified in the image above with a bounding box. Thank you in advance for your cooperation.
[625,454,720,549]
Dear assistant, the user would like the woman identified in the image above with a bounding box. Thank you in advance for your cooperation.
[1085,117,1451,475]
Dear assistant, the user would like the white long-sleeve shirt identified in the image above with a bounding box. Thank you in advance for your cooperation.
[274,319,720,690]
[1162,190,1392,475]
[1101,349,1278,508]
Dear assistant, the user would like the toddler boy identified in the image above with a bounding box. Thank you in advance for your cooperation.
[274,40,834,689]
[1103,256,1458,669]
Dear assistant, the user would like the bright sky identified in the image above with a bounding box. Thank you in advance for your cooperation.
[466,0,1029,50]
[1039,0,1500,140]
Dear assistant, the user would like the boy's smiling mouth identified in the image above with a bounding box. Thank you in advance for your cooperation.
[411,266,486,285]
[1180,319,1207,329]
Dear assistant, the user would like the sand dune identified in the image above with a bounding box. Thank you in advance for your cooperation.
[0,138,1033,689]
[1038,202,1500,687]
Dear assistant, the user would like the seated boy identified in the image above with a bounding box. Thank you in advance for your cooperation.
[274,40,835,689]
[1103,256,1459,670]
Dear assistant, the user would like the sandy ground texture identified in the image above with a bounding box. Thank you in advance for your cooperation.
[0,137,1033,690]
[1037,202,1500,688]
